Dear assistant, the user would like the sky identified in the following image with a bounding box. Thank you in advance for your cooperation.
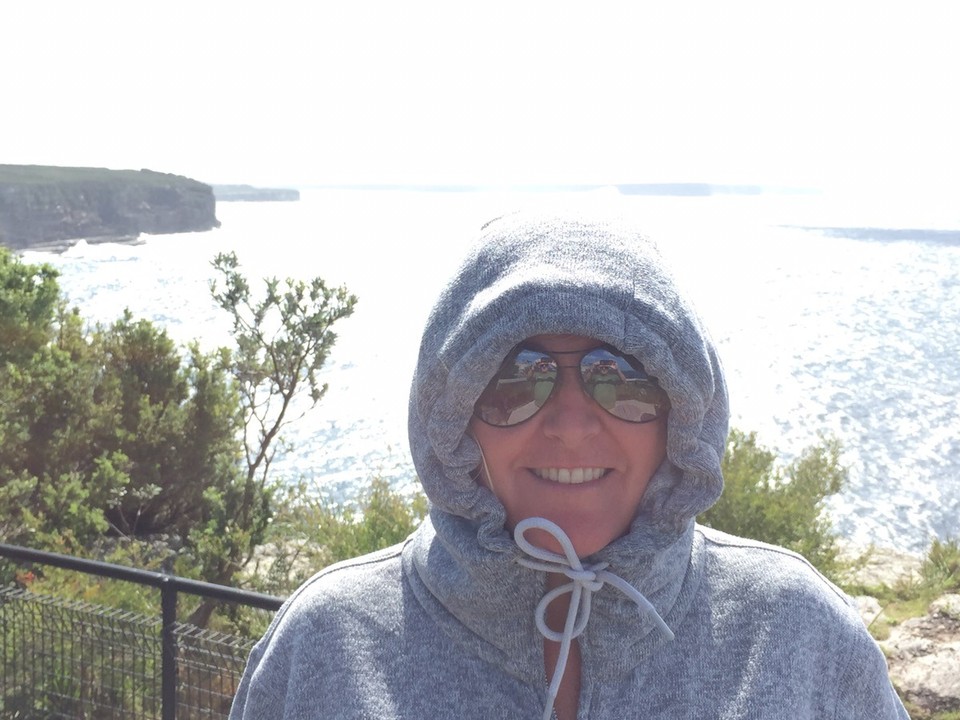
[2,1,958,198]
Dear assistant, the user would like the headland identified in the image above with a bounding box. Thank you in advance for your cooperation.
[0,165,220,252]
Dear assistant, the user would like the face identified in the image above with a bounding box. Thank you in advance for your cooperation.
[469,334,668,557]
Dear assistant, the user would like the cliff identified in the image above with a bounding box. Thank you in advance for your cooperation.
[0,165,220,251]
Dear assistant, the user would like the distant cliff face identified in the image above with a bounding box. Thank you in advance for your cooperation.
[0,165,220,251]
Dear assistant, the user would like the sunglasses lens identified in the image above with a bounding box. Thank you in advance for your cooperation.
[474,346,670,426]
[475,349,557,426]
[579,349,669,423]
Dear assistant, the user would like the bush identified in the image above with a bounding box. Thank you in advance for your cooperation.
[247,477,428,598]
[700,429,848,581]
[919,537,960,593]
[0,246,358,629]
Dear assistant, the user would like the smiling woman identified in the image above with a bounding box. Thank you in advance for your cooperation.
[470,334,668,558]
[229,208,907,720]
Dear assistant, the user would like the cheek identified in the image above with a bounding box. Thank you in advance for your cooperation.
[468,418,531,493]
[623,418,669,475]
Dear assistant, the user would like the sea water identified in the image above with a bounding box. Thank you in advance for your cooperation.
[22,188,960,553]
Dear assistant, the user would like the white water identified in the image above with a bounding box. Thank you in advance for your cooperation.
[23,188,960,553]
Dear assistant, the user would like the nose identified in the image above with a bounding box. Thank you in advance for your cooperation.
[539,367,603,444]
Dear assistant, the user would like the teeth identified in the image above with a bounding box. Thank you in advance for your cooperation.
[533,468,606,484]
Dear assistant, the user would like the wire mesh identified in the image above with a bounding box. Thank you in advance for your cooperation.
[0,586,261,720]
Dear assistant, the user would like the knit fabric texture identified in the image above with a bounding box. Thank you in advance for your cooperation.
[230,209,908,719]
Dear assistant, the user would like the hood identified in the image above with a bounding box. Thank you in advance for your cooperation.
[408,208,728,556]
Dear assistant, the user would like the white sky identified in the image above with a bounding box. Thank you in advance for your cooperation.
[2,1,958,196]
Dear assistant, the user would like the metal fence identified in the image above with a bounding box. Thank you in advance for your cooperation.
[0,543,285,720]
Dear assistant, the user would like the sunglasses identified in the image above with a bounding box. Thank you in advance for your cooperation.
[474,344,670,427]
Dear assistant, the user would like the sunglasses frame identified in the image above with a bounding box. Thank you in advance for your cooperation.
[473,343,670,427]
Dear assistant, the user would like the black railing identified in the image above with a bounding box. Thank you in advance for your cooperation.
[0,542,285,720]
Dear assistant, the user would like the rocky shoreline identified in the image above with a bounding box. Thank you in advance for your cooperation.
[847,548,959,716]
[12,233,146,255]
[0,165,220,252]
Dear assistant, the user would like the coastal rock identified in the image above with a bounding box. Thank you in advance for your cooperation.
[0,165,220,251]
[882,593,960,715]
[853,594,887,628]
[842,545,922,588]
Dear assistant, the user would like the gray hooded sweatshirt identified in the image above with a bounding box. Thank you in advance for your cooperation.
[230,210,908,719]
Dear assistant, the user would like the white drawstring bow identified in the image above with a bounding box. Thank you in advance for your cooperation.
[514,517,674,720]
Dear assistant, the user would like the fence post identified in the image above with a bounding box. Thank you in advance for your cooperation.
[161,576,177,720]
[0,542,284,717]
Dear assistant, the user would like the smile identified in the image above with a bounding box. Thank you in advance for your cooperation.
[532,467,608,484]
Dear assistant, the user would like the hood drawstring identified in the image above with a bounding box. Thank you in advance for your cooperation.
[514,518,675,720]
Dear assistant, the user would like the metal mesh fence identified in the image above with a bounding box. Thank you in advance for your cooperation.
[0,585,259,720]
[174,623,258,719]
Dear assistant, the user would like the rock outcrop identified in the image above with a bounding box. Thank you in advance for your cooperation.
[845,546,923,588]
[0,165,220,251]
[883,594,960,716]
[849,549,960,717]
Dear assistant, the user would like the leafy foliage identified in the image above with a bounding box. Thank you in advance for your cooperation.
[248,477,428,599]
[919,537,960,593]
[0,247,243,560]
[0,248,60,364]
[0,254,129,551]
[0,247,359,629]
[700,428,848,581]
[96,315,244,539]
[182,252,358,626]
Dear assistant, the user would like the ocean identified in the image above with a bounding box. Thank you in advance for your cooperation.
[21,188,960,554]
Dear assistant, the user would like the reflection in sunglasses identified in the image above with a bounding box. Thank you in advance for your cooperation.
[474,345,669,427]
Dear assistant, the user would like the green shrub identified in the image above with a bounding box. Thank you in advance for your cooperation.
[918,536,960,593]
[0,247,357,629]
[700,429,847,581]
[23,538,166,615]
[248,477,428,598]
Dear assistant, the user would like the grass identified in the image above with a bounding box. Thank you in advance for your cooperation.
[843,538,960,643]
[0,164,200,187]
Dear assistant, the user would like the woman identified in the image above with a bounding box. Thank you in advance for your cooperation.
[230,210,907,719]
